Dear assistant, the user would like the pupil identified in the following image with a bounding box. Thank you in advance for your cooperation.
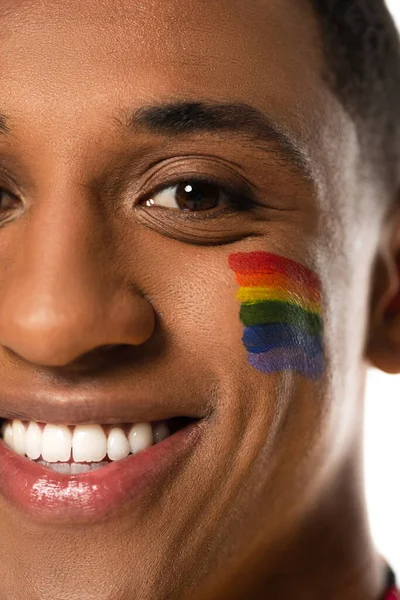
[175,181,220,211]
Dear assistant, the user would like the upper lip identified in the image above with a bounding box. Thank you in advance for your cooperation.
[0,390,209,425]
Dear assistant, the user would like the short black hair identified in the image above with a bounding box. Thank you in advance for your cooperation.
[310,0,400,189]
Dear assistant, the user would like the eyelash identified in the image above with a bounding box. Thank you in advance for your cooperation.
[138,174,259,217]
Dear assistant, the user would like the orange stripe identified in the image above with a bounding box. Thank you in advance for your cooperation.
[236,272,321,304]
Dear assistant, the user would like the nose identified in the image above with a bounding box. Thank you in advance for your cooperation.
[0,186,155,367]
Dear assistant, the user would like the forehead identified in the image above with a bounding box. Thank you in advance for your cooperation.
[0,0,355,186]
[0,2,322,127]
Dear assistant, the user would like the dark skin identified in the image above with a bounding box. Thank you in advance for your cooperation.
[0,0,398,598]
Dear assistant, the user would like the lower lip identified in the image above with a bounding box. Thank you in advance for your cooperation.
[0,420,204,523]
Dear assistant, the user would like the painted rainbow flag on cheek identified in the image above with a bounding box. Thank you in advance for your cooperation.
[228,251,324,380]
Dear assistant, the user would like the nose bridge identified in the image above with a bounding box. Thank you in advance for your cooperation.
[0,180,155,365]
[19,181,109,314]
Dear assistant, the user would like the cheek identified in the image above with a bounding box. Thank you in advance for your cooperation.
[228,251,324,381]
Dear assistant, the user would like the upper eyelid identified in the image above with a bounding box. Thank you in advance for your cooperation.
[133,152,258,192]
[0,153,259,205]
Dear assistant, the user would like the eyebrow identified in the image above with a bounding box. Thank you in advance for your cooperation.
[0,100,311,177]
[118,100,311,178]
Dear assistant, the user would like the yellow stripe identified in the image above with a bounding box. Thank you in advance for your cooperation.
[237,287,322,315]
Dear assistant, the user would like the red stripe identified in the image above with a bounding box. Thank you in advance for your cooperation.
[228,252,321,289]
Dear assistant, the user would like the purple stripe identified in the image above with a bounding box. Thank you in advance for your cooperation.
[248,347,323,380]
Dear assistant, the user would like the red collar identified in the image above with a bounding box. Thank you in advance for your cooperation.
[385,589,400,600]
[382,565,399,599]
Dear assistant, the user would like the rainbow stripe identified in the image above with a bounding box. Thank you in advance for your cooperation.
[228,251,324,380]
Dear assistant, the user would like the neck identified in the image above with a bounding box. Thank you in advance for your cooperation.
[258,445,388,600]
[200,430,389,600]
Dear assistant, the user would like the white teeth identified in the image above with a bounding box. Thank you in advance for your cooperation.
[89,461,109,471]
[107,427,130,461]
[72,424,107,463]
[128,422,153,455]
[12,419,26,455]
[37,461,72,474]
[2,421,13,448]
[36,461,110,474]
[153,421,170,444]
[42,424,72,462]
[2,417,174,468]
[25,421,42,460]
[70,463,91,474]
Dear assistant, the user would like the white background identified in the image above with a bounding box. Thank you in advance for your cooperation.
[365,371,399,575]
[364,0,399,578]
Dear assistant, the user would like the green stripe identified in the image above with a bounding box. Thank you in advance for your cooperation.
[240,300,323,334]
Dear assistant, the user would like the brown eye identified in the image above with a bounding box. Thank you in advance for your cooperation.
[144,180,226,211]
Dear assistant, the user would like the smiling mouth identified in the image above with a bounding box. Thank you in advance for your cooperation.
[0,412,205,523]
[0,416,198,475]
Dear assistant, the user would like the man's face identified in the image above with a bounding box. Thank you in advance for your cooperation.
[0,0,385,598]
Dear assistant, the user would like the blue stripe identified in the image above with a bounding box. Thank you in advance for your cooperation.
[242,323,322,355]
